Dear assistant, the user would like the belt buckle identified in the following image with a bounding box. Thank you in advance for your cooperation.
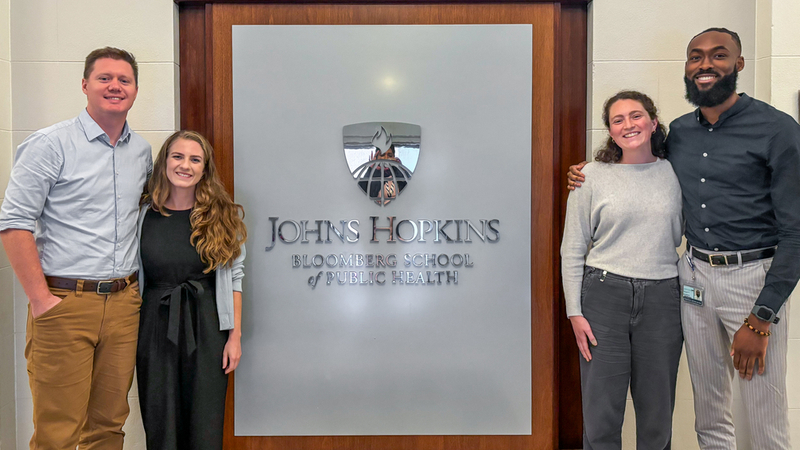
[709,254,728,266]
[96,280,115,294]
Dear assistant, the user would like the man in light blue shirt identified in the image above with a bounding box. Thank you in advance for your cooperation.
[0,47,151,450]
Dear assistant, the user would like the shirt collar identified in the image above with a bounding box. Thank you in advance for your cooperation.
[78,109,132,144]
[694,93,753,127]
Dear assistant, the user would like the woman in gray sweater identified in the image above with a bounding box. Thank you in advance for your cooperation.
[561,91,683,449]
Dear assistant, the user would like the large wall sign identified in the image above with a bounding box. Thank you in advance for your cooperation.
[233,25,532,436]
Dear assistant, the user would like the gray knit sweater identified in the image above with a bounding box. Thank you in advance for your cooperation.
[560,158,683,317]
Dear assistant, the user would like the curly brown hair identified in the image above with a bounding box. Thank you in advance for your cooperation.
[595,90,668,163]
[142,131,247,272]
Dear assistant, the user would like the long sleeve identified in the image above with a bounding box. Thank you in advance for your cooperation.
[757,120,800,313]
[231,244,246,292]
[0,133,63,232]
[560,175,594,317]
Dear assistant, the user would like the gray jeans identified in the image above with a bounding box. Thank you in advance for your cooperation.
[579,267,683,450]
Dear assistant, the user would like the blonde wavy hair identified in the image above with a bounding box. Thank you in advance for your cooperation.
[141,130,247,272]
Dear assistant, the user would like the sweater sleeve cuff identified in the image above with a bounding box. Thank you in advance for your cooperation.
[565,301,582,318]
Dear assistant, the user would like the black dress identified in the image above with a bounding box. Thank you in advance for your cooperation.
[136,207,229,450]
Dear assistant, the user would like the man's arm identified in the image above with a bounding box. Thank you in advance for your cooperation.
[0,230,62,318]
[0,133,64,317]
[566,161,588,190]
[732,118,800,380]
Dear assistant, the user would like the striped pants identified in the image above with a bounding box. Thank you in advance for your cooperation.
[678,249,790,450]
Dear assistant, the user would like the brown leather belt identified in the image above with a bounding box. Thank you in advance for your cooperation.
[45,272,138,294]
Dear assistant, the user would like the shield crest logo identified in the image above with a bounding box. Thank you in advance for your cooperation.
[343,122,421,206]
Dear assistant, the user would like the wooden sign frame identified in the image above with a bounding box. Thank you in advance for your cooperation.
[175,2,588,448]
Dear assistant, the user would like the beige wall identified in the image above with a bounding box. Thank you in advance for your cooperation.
[0,0,14,448]
[588,0,800,448]
[767,0,800,119]
[1,0,179,448]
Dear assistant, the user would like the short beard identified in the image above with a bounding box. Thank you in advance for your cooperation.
[684,69,738,107]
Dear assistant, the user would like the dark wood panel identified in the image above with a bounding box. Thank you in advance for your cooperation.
[178,2,588,448]
[529,4,557,449]
[555,5,586,449]
[179,4,207,134]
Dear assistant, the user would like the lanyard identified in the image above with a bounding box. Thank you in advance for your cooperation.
[685,252,696,281]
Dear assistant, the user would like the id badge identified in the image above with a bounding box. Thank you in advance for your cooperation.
[682,284,704,306]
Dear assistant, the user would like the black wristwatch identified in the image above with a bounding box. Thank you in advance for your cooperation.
[751,305,780,324]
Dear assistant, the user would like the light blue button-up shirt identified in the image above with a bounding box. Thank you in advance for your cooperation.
[0,109,152,279]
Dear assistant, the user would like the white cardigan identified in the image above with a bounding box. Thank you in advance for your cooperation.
[137,206,245,331]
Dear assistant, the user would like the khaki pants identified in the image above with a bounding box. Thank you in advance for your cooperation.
[25,281,141,450]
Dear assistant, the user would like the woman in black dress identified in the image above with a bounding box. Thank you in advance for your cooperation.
[136,130,247,450]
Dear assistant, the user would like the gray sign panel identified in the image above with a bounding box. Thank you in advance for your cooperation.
[233,24,532,436]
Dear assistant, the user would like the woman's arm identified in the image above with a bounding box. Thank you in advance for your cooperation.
[561,169,594,318]
[222,290,242,374]
[569,316,597,362]
[561,168,597,360]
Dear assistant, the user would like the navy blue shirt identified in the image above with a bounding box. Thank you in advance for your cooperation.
[667,93,800,313]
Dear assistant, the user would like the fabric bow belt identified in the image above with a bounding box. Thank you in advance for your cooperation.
[160,280,205,356]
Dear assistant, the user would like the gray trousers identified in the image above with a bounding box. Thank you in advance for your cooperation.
[579,267,683,450]
[678,251,790,449]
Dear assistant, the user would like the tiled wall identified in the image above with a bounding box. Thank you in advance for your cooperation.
[587,0,800,448]
[768,0,800,120]
[2,0,179,448]
[768,0,800,443]
[0,0,15,448]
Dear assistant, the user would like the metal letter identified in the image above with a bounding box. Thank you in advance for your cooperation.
[346,220,360,243]
[371,216,395,243]
[451,254,463,267]
[300,220,324,243]
[265,217,278,251]
[278,220,301,243]
[487,219,500,242]
[464,254,474,267]
[437,254,450,267]
[418,219,434,242]
[436,220,454,242]
[446,270,458,285]
[326,220,346,243]
[326,254,338,267]
[395,219,419,243]
[465,219,487,242]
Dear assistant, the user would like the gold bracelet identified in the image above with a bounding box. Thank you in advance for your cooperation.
[743,317,771,337]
